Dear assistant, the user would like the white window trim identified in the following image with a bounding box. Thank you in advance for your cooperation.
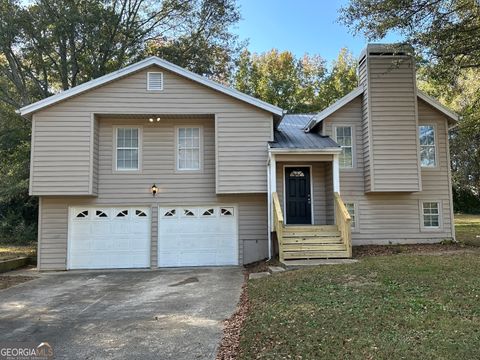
[419,123,438,169]
[147,71,164,91]
[175,126,203,173]
[344,201,359,232]
[113,126,142,173]
[282,165,314,225]
[333,124,355,169]
[419,200,443,232]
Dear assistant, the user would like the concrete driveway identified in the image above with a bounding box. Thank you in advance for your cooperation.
[0,267,244,359]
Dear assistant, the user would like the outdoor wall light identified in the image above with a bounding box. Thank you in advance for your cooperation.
[148,116,161,123]
[151,184,159,196]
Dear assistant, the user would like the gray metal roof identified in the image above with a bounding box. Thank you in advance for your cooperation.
[270,114,340,149]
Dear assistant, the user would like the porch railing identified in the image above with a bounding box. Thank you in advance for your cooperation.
[272,192,286,262]
[334,192,352,257]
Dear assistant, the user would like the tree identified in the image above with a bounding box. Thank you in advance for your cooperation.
[233,48,357,113]
[339,0,480,79]
[0,0,242,243]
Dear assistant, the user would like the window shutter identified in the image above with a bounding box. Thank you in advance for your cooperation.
[147,72,163,90]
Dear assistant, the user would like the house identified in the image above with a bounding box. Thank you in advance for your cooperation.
[19,44,458,270]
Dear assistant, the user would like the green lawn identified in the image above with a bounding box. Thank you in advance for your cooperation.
[239,215,480,359]
[455,214,480,245]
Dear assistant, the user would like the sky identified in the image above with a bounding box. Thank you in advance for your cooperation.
[233,0,402,65]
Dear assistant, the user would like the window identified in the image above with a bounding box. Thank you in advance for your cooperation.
[202,208,215,216]
[95,210,108,218]
[344,202,356,229]
[221,207,234,216]
[419,125,436,167]
[116,128,139,170]
[335,126,353,168]
[177,127,201,170]
[76,210,89,218]
[163,209,176,217]
[116,210,129,217]
[422,202,440,228]
[183,209,195,217]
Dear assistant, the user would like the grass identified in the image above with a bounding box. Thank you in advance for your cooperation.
[240,254,480,359]
[239,215,480,359]
[455,214,480,245]
[0,245,36,261]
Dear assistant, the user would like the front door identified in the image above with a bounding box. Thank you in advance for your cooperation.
[285,167,312,224]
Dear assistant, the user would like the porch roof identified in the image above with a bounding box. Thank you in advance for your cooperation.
[270,114,340,150]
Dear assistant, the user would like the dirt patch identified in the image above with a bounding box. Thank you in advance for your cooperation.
[168,277,199,287]
[216,273,250,360]
[0,275,36,290]
[244,259,282,274]
[353,243,477,258]
[342,273,380,288]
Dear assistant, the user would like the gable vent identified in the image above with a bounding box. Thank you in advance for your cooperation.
[147,72,163,90]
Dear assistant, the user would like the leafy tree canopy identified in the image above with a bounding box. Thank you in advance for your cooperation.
[234,48,358,113]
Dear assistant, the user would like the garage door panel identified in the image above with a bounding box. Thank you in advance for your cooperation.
[68,207,150,269]
[158,206,238,267]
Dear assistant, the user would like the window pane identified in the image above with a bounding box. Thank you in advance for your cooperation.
[177,127,201,170]
[341,147,353,168]
[117,149,138,170]
[419,126,434,145]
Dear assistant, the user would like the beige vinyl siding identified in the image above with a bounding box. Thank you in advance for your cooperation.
[276,162,333,225]
[31,65,273,196]
[39,194,267,270]
[30,113,92,195]
[362,55,421,192]
[216,113,271,193]
[322,96,454,245]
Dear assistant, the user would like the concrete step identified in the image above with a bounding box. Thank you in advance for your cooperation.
[268,266,286,274]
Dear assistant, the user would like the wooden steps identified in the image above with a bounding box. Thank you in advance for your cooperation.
[279,224,350,262]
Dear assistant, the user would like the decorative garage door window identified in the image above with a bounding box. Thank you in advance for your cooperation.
[96,210,108,218]
[136,210,148,217]
[116,209,129,217]
[163,209,176,217]
[202,208,215,216]
[221,207,234,216]
[158,206,238,267]
[76,210,89,218]
[183,209,196,217]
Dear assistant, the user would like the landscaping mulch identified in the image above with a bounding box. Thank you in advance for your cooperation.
[216,273,250,360]
[0,275,36,290]
[352,243,474,258]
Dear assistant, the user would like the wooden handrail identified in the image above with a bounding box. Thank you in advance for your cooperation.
[334,192,352,257]
[272,192,285,261]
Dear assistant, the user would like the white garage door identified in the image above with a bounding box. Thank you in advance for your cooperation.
[68,207,150,269]
[158,206,238,267]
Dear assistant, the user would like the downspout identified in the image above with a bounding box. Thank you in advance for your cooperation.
[267,151,272,261]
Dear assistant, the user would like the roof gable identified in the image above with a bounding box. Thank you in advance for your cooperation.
[304,86,458,131]
[19,56,283,117]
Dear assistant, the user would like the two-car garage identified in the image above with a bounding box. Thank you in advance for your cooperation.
[67,205,238,269]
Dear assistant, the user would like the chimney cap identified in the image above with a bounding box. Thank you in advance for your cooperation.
[359,43,413,61]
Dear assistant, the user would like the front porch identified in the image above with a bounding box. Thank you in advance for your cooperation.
[267,152,352,264]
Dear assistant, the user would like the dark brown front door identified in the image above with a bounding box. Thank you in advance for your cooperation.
[285,167,311,224]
